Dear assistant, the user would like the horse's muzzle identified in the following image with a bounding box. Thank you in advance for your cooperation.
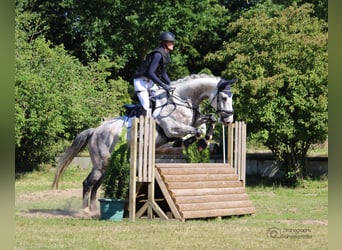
[220,111,234,125]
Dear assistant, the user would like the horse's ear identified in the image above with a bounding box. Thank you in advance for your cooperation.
[218,78,237,91]
[227,79,237,85]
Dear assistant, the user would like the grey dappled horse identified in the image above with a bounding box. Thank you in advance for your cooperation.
[52,74,236,212]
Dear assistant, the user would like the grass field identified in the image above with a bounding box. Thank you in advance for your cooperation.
[15,165,328,249]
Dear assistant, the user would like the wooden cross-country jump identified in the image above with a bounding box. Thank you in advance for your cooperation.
[128,116,255,221]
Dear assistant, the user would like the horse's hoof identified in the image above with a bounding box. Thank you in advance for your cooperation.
[172,139,183,147]
[90,205,98,212]
[83,207,91,214]
[210,115,217,123]
[197,139,208,151]
[91,211,100,219]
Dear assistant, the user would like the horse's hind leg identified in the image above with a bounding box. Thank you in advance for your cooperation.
[82,171,93,211]
[90,175,104,211]
[82,169,103,212]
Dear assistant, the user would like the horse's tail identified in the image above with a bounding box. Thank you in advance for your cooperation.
[52,128,95,190]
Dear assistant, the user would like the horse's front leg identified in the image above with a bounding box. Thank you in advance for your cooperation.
[165,114,217,148]
[196,115,217,151]
[158,119,202,139]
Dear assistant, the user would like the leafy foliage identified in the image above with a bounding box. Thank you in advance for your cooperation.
[15,10,131,171]
[102,135,130,200]
[206,4,328,185]
[183,143,210,163]
[19,0,230,80]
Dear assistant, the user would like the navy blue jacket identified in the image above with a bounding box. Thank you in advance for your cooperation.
[146,47,171,86]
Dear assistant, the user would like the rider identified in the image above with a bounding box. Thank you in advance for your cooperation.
[133,31,176,116]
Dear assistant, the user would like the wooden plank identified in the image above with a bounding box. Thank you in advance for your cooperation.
[150,200,169,220]
[158,167,235,175]
[234,121,239,176]
[174,193,249,204]
[156,163,231,168]
[155,170,182,220]
[181,207,256,219]
[227,123,234,167]
[172,187,246,197]
[147,117,154,182]
[166,180,242,189]
[161,173,239,182]
[143,116,149,181]
[151,120,156,177]
[238,121,243,182]
[138,116,144,182]
[147,181,154,219]
[149,117,156,182]
[177,200,254,211]
[129,118,138,221]
[241,122,246,187]
[136,202,149,218]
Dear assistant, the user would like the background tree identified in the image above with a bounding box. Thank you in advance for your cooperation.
[206,3,328,186]
[19,0,230,80]
[15,10,131,172]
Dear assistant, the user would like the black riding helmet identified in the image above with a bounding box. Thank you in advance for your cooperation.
[159,31,176,42]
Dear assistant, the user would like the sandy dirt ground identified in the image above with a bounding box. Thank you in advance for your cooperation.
[16,188,101,219]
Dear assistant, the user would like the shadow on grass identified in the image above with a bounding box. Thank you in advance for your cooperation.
[24,209,79,217]
[246,175,282,187]
[20,208,99,219]
[246,174,328,187]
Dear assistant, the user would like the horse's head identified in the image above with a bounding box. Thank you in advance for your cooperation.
[210,79,236,125]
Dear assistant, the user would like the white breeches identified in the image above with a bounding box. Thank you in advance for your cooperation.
[133,78,157,116]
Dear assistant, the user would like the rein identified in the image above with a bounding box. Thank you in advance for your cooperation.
[155,91,198,112]
[154,91,199,126]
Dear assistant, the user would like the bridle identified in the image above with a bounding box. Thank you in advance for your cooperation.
[209,88,234,118]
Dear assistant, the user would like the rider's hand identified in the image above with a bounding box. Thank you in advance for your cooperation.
[160,82,175,92]
[168,86,176,92]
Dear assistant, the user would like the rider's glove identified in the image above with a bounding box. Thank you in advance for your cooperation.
[159,82,175,92]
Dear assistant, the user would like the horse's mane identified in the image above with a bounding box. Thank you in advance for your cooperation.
[171,74,220,85]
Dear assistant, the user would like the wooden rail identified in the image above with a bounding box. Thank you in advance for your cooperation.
[227,121,247,187]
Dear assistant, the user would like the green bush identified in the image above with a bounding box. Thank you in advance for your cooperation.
[15,10,132,172]
[102,138,130,200]
[183,142,210,163]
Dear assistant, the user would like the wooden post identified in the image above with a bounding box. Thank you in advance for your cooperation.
[241,122,246,187]
[227,122,247,187]
[147,116,154,218]
[227,123,234,167]
[129,118,138,221]
[143,116,149,181]
[138,116,144,182]
[234,123,238,176]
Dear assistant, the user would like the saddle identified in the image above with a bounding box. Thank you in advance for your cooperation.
[124,104,146,118]
[124,96,157,118]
